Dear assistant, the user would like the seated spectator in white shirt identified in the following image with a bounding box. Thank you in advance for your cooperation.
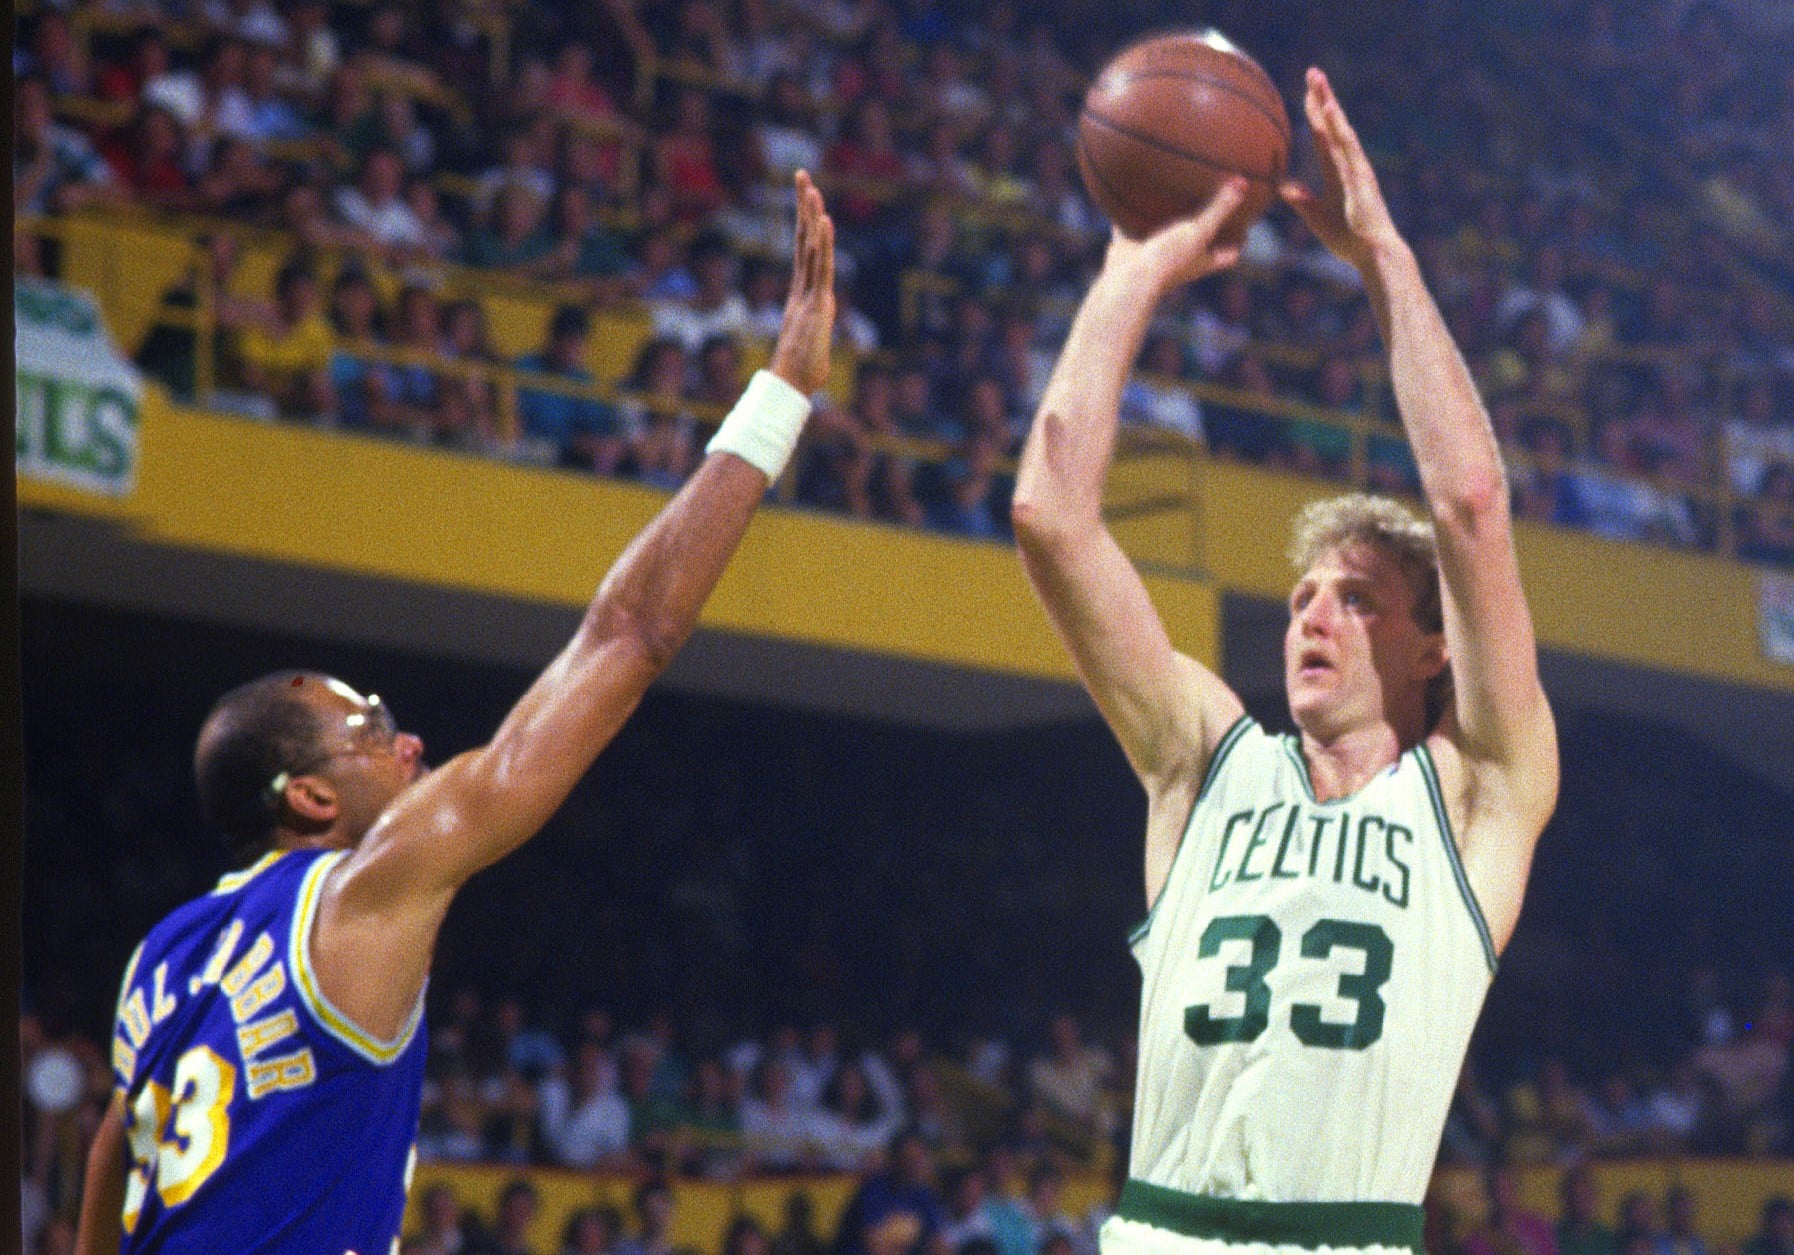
[1027,1014,1114,1135]
[539,1041,632,1168]
[809,1062,902,1171]
[335,148,428,252]
[651,232,752,352]
[740,1057,816,1171]
[1121,331,1204,442]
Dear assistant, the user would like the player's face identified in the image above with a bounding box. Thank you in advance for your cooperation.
[1284,542,1442,741]
[299,680,426,839]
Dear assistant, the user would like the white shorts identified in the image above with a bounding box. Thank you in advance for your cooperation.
[1100,1208,1418,1255]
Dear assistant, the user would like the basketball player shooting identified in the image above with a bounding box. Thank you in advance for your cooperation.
[1013,68,1558,1254]
[74,173,836,1255]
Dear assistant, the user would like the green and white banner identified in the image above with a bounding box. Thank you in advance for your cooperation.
[15,277,142,497]
[1760,571,1794,666]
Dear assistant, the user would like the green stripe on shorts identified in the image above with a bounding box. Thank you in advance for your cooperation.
[1118,1180,1425,1253]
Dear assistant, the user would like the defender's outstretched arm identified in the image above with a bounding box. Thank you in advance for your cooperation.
[314,172,838,1038]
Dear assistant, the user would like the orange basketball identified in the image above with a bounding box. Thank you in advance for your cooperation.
[1077,30,1290,241]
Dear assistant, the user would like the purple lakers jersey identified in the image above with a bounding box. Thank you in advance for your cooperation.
[110,847,426,1254]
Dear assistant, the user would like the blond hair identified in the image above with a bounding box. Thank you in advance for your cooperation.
[1289,494,1450,728]
[1288,494,1441,632]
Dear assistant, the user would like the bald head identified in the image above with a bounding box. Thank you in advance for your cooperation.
[194,671,332,863]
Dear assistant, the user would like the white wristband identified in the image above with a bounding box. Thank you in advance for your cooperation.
[705,369,812,481]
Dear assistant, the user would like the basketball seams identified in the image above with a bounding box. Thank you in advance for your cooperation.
[1075,127,1150,236]
[1081,107,1282,184]
[1090,68,1290,142]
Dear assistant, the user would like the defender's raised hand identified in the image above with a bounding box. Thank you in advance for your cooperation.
[1280,68,1403,272]
[768,170,837,396]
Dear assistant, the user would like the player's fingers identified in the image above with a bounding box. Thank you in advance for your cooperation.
[818,212,835,293]
[1192,177,1249,235]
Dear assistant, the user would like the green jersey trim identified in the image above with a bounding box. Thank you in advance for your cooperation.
[1118,1180,1425,1253]
[1415,744,1498,973]
[1128,714,1255,949]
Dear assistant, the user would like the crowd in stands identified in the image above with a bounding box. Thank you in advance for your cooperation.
[19,980,1794,1254]
[13,0,1794,559]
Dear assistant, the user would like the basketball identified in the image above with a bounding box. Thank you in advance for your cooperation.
[1077,30,1290,241]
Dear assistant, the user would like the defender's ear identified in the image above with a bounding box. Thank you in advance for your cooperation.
[276,774,340,827]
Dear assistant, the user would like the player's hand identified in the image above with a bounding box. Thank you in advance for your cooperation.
[1105,178,1247,293]
[1280,68,1403,272]
[768,170,836,395]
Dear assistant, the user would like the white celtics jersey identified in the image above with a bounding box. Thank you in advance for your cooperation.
[1127,717,1496,1207]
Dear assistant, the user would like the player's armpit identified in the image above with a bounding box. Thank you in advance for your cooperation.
[74,1094,127,1255]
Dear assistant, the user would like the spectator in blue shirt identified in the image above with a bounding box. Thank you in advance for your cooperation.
[833,1131,948,1255]
[517,303,628,473]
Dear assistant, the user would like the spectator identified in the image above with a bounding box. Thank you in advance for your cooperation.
[616,1180,677,1255]
[437,297,502,449]
[725,1217,773,1255]
[14,76,120,217]
[1657,1188,1710,1255]
[1468,1165,1561,1255]
[236,257,334,418]
[325,266,399,433]
[1189,274,1255,379]
[756,72,824,183]
[242,41,309,144]
[978,1145,1035,1255]
[939,1168,996,1252]
[1023,1164,1081,1254]
[741,1057,817,1172]
[466,184,553,271]
[516,304,628,473]
[561,1207,624,1255]
[1644,1061,1708,1151]
[476,128,558,221]
[812,1063,903,1170]
[386,283,451,441]
[536,185,631,300]
[832,1131,947,1255]
[653,88,730,224]
[539,1041,632,1168]
[470,1178,544,1255]
[771,1192,826,1255]
[405,176,463,261]
[1026,1013,1113,1137]
[652,233,753,353]
[1121,332,1203,441]
[1557,1166,1618,1255]
[100,105,196,210]
[409,1182,476,1255]
[617,335,698,488]
[336,148,430,257]
[1745,1200,1794,1255]
[1722,379,1794,502]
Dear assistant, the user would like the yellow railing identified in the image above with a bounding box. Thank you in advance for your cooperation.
[18,209,1794,563]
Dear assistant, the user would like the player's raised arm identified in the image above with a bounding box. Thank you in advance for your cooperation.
[311,172,837,1038]
[1012,184,1248,893]
[1280,70,1557,930]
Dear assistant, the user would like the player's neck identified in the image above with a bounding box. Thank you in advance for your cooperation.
[1296,721,1404,802]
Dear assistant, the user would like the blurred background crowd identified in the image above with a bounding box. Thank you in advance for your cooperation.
[16,0,1794,1251]
[14,0,1794,555]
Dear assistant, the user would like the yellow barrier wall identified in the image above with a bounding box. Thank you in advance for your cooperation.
[15,397,1219,681]
[407,1161,1793,1254]
[18,397,1794,694]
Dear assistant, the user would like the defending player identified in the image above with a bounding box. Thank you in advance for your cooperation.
[74,172,837,1255]
[1013,69,1558,1253]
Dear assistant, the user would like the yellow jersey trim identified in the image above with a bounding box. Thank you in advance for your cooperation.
[210,850,287,895]
[287,851,424,1065]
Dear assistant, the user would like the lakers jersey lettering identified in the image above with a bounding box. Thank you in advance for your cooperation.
[111,848,425,1254]
[1128,718,1495,1207]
